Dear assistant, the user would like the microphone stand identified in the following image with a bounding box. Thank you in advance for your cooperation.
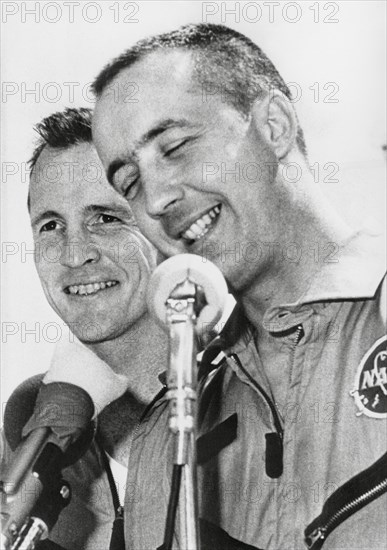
[0,477,71,550]
[164,277,202,550]
[1,444,71,550]
[148,253,228,550]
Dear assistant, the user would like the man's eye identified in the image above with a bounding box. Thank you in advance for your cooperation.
[40,221,58,232]
[164,139,189,157]
[95,214,121,224]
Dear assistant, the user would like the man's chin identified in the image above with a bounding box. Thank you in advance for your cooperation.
[60,314,105,343]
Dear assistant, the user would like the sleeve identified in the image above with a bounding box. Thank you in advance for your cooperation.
[0,428,14,476]
[379,274,386,326]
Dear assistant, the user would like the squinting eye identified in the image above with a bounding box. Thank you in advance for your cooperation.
[96,214,120,224]
[164,139,189,157]
[40,221,58,232]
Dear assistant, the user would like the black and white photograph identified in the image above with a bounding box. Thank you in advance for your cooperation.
[1,1,386,549]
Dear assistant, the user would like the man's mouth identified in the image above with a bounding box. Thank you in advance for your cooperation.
[65,280,119,296]
[180,205,221,243]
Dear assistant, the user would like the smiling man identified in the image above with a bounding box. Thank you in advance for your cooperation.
[92,24,386,550]
[2,107,168,550]
[30,114,155,349]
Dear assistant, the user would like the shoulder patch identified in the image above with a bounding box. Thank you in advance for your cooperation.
[350,335,387,418]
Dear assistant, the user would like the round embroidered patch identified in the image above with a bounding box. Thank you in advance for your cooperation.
[350,335,387,418]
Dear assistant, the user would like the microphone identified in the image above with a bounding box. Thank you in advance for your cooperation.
[147,255,228,550]
[147,253,228,335]
[3,337,129,492]
[1,338,129,547]
[147,253,228,463]
[147,253,228,458]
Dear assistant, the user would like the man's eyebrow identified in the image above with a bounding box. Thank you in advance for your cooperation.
[31,210,62,227]
[136,118,192,149]
[107,118,193,186]
[84,204,133,218]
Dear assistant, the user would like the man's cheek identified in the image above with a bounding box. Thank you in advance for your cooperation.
[34,250,55,281]
[138,216,162,244]
[37,241,63,266]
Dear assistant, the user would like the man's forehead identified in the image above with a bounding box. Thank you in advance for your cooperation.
[102,49,196,95]
[93,50,200,164]
[29,143,112,208]
[30,143,95,184]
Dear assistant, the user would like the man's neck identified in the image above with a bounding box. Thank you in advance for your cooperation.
[87,313,167,402]
[239,188,352,331]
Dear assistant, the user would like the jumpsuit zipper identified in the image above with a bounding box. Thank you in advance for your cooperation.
[306,479,387,549]
[305,452,387,549]
[288,325,304,384]
[106,387,169,525]
[96,435,125,550]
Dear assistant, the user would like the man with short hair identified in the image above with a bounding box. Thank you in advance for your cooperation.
[92,24,387,550]
[2,107,168,550]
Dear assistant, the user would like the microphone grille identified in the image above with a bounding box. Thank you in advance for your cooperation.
[147,254,228,335]
[4,374,44,451]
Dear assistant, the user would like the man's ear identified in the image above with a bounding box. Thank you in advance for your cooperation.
[251,90,297,160]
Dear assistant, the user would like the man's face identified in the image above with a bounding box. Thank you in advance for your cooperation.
[29,142,156,343]
[93,50,282,291]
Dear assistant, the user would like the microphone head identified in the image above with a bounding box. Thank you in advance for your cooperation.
[3,374,44,451]
[147,254,228,335]
[3,374,96,466]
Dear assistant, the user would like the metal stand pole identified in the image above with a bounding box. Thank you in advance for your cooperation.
[165,278,201,550]
[1,477,71,550]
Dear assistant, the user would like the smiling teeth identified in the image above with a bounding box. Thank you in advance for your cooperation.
[182,206,220,241]
[67,280,118,296]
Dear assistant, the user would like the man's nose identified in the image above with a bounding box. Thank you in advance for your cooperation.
[59,231,101,268]
[143,165,185,218]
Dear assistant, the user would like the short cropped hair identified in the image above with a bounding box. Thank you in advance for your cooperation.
[28,107,93,210]
[92,23,307,156]
[29,107,93,174]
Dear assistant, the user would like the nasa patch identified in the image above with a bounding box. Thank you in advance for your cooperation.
[350,335,387,418]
